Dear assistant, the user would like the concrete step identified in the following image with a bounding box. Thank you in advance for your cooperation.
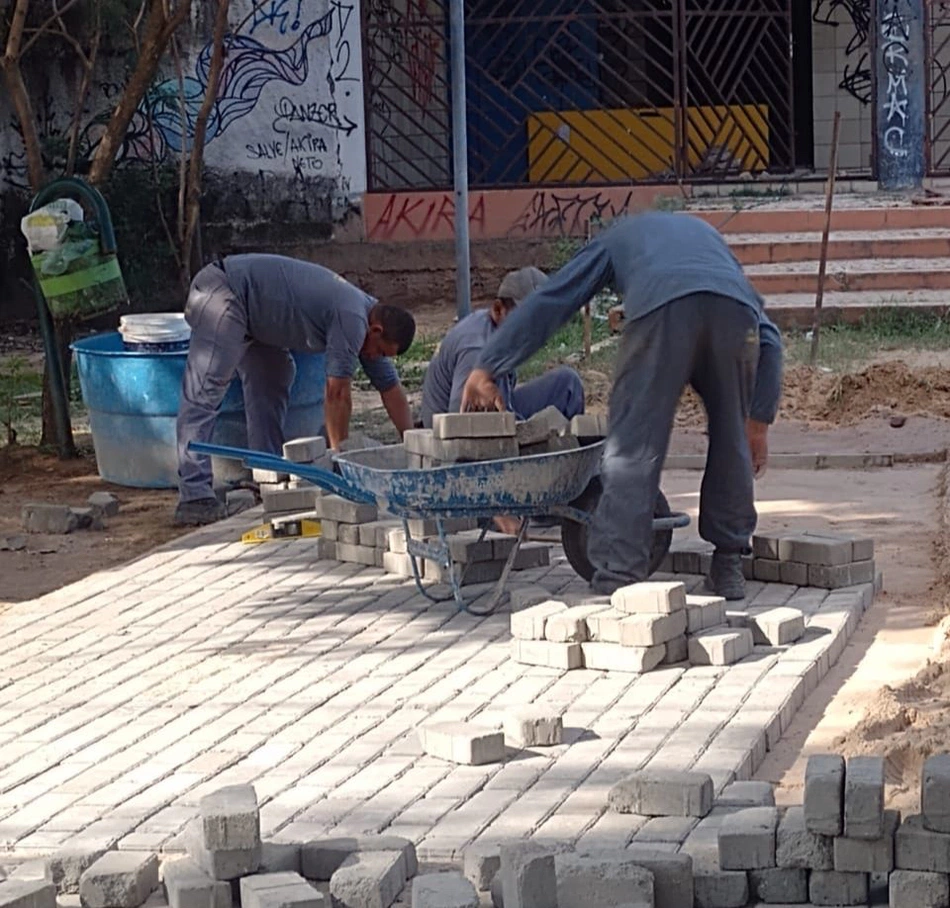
[746,256,950,294]
[692,203,950,234]
[763,289,950,329]
[729,228,950,265]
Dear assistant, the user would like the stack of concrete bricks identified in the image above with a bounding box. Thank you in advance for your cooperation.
[0,785,424,908]
[661,531,877,592]
[256,436,333,517]
[509,580,805,674]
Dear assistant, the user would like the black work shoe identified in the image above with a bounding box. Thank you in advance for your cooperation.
[173,498,228,527]
[706,551,746,601]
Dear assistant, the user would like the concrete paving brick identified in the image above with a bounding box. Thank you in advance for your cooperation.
[777,536,853,566]
[568,414,607,438]
[923,755,950,833]
[804,755,844,836]
[88,492,120,518]
[716,782,776,809]
[889,869,950,908]
[580,642,666,673]
[462,843,501,892]
[553,851,653,908]
[611,582,687,615]
[314,496,377,525]
[689,854,749,908]
[78,852,159,908]
[834,808,899,872]
[896,815,950,872]
[685,596,727,634]
[511,639,582,670]
[22,503,78,534]
[336,544,379,568]
[747,867,808,904]
[433,413,516,440]
[160,858,220,908]
[751,535,782,561]
[752,559,782,583]
[843,756,885,840]
[327,851,404,908]
[410,873,478,908]
[609,770,714,818]
[749,608,805,646]
[718,807,778,870]
[381,552,416,579]
[509,601,567,640]
[259,843,302,874]
[499,844,557,908]
[661,635,688,665]
[542,611,589,644]
[688,629,753,666]
[808,870,868,906]
[253,468,290,484]
[503,708,562,748]
[444,532,495,565]
[283,437,328,463]
[199,785,260,851]
[618,611,688,648]
[634,817,696,844]
[584,609,624,642]
[47,850,109,895]
[432,437,520,463]
[0,881,57,908]
[240,874,323,908]
[300,839,416,883]
[616,847,692,908]
[512,543,550,571]
[418,723,505,766]
[261,489,319,515]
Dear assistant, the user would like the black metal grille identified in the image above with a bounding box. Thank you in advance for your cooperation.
[928,0,950,173]
[363,0,795,190]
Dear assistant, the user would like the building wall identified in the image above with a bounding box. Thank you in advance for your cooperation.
[811,1,873,172]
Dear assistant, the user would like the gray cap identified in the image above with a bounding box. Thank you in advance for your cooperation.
[497,266,548,304]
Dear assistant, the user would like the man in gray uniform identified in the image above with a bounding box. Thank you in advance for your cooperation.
[175,254,415,526]
[420,267,585,428]
[462,213,783,600]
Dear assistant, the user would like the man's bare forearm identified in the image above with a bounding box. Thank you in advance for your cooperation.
[324,380,352,449]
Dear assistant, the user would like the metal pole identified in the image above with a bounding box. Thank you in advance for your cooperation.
[449,0,471,320]
[810,110,841,368]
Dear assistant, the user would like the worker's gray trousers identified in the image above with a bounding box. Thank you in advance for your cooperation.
[510,366,585,421]
[589,293,759,592]
[176,263,295,503]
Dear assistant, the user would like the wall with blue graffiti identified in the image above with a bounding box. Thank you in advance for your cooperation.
[0,0,367,206]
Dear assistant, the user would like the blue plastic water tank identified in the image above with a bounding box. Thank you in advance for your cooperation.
[72,332,325,489]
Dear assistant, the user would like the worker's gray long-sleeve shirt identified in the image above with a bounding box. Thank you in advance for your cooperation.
[222,254,399,392]
[475,212,783,424]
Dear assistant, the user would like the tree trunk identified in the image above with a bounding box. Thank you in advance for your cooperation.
[86,0,193,186]
[1,0,44,192]
[39,321,76,455]
[180,0,228,288]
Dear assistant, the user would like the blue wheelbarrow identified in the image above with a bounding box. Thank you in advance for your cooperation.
[190,439,690,615]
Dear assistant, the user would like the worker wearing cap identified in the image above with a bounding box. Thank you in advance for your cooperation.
[419,267,585,429]
[461,213,783,601]
[175,254,416,527]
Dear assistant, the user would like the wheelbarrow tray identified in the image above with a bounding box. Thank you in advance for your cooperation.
[334,441,606,518]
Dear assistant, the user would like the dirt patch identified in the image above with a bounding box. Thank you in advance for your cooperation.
[0,443,185,608]
[674,361,950,429]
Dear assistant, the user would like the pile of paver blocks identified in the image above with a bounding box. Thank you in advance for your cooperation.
[21,492,120,535]
[449,755,950,907]
[250,432,554,584]
[404,408,606,468]
[662,532,878,592]
[0,784,423,908]
[509,580,806,674]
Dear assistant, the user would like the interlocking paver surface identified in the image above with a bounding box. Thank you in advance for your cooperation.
[0,515,872,865]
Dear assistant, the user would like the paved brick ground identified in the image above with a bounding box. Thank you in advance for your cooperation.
[0,513,872,867]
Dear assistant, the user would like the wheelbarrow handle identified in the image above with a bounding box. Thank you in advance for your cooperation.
[188,441,376,504]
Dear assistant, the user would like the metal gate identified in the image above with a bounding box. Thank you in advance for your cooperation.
[927,0,950,174]
[363,0,795,190]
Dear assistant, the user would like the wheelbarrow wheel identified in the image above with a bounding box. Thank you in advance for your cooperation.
[560,477,673,582]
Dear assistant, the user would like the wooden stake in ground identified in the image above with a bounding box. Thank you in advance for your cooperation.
[810,110,842,366]
[583,219,593,358]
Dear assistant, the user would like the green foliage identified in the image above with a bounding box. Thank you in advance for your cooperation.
[0,355,42,446]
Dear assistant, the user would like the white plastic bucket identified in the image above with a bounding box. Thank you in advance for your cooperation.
[119,313,191,352]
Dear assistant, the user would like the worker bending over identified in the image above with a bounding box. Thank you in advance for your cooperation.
[420,267,585,428]
[462,213,783,601]
[175,254,415,527]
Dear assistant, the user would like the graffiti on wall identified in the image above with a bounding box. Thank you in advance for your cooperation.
[1,0,367,200]
[506,190,635,238]
[813,0,872,105]
[880,0,912,158]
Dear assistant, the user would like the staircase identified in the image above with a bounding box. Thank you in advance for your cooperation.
[687,196,950,329]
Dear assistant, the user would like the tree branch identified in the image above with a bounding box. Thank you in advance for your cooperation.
[2,0,45,191]
[19,0,83,57]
